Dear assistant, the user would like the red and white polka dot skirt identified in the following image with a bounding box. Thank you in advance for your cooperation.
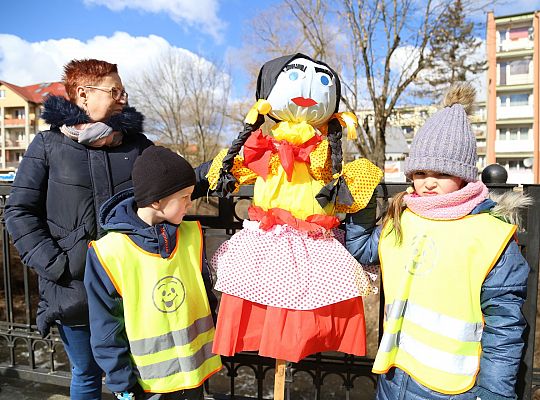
[212,220,378,310]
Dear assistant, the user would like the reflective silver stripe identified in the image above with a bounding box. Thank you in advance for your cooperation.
[405,302,483,342]
[398,332,478,375]
[135,341,216,380]
[379,331,399,353]
[384,300,482,342]
[385,299,408,322]
[129,315,214,357]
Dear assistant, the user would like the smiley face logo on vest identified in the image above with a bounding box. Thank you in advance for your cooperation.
[152,276,186,313]
[405,234,437,276]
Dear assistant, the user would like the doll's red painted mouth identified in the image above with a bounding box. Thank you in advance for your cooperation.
[292,97,318,107]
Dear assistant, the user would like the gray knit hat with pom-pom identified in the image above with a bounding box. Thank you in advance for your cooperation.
[404,83,478,182]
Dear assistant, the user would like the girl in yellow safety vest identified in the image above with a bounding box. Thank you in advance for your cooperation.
[346,83,530,400]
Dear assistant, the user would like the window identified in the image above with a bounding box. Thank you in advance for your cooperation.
[498,127,531,141]
[498,158,530,171]
[0,90,5,99]
[509,59,529,75]
[14,109,25,119]
[500,94,529,107]
[509,26,530,40]
[509,129,518,140]
[499,62,507,85]
[402,126,414,136]
[510,93,529,106]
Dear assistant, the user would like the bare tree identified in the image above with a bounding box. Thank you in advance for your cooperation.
[243,0,492,168]
[128,50,231,165]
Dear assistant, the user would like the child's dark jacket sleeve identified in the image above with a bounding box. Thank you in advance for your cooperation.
[84,246,136,393]
[345,194,381,265]
[193,160,212,200]
[475,239,529,400]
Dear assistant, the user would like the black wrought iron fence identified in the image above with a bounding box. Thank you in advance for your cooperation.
[1,175,539,399]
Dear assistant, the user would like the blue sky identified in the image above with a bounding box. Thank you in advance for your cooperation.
[1,0,539,101]
[1,0,279,98]
[3,0,261,61]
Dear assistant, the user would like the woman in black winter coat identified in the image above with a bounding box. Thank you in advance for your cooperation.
[5,59,149,400]
[5,59,210,400]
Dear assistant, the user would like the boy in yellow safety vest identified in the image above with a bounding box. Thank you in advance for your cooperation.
[85,145,222,400]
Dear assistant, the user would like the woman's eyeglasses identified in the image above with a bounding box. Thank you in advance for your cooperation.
[84,85,128,101]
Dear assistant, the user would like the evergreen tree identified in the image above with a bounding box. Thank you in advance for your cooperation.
[421,0,486,96]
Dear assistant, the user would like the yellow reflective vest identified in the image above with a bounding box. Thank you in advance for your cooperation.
[373,209,516,394]
[91,221,222,393]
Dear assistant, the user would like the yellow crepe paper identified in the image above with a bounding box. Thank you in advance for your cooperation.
[244,99,272,125]
[271,121,316,145]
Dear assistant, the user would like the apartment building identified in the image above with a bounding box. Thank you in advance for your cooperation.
[487,10,540,184]
[0,81,66,172]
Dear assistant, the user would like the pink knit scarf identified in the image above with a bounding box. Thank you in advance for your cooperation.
[404,180,488,220]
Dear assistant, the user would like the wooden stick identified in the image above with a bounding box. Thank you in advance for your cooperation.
[273,358,287,400]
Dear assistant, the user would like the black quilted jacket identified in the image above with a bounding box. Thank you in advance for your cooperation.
[5,96,153,334]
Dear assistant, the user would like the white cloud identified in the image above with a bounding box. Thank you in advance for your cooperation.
[83,0,226,41]
[389,37,488,104]
[0,32,203,86]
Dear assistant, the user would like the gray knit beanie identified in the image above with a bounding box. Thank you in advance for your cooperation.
[404,83,478,182]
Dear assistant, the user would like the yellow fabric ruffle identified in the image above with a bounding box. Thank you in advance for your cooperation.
[272,121,316,145]
[335,158,383,213]
[207,149,258,192]
[307,139,333,184]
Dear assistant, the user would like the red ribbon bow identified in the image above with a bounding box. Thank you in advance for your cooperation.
[243,129,322,181]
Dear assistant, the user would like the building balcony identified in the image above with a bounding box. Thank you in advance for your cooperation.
[4,142,26,149]
[4,161,20,169]
[496,48,534,59]
[495,139,534,154]
[499,75,533,86]
[473,128,486,139]
[497,106,533,120]
[496,83,533,92]
[506,169,534,184]
[3,118,27,127]
[498,39,534,53]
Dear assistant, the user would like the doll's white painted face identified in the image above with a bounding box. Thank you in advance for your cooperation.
[266,57,338,127]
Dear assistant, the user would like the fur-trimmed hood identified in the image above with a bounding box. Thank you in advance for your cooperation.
[41,95,144,136]
[488,190,533,228]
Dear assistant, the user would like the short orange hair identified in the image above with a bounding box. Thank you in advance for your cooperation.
[62,59,118,102]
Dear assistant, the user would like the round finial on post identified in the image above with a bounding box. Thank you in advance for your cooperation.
[481,163,508,184]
